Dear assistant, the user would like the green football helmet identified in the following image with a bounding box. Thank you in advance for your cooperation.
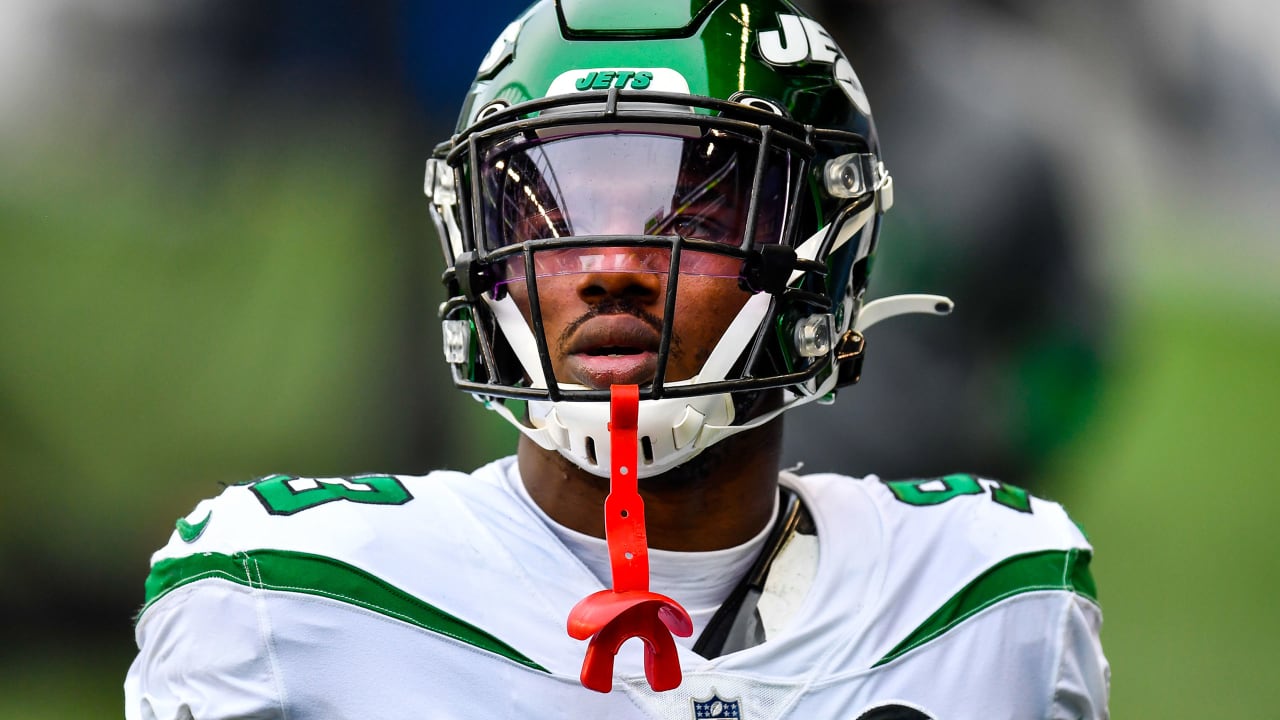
[425,0,950,477]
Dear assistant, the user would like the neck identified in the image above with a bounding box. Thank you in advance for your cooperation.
[517,415,783,552]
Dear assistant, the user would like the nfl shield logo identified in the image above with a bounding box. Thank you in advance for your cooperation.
[692,692,742,718]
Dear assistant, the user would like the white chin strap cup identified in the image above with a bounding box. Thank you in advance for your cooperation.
[854,294,954,333]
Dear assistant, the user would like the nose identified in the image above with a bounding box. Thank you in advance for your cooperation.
[575,246,665,305]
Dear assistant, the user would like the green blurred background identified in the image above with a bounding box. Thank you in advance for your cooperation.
[1,1,1277,717]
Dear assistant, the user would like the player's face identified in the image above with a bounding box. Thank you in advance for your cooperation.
[504,247,752,389]
[482,129,791,389]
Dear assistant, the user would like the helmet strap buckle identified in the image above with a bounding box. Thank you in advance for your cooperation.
[834,330,866,387]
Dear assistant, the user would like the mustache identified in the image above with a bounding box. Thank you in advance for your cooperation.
[555,299,672,353]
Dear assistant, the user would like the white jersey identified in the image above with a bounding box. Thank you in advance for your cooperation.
[126,457,1108,719]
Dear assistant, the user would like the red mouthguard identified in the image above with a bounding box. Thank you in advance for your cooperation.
[566,384,692,692]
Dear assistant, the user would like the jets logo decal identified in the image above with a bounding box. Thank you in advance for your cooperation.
[757,14,870,115]
[574,69,653,91]
[546,67,690,97]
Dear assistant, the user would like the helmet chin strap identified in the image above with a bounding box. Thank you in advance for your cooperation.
[489,291,774,479]
[566,385,693,693]
[697,292,954,446]
[480,292,955,475]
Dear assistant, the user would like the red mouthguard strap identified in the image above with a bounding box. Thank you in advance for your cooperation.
[604,383,647,592]
[566,384,692,693]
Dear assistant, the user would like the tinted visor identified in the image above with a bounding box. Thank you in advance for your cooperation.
[478,128,794,258]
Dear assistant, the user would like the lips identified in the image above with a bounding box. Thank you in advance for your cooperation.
[562,315,663,388]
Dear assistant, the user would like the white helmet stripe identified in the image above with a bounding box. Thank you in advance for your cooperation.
[788,202,876,285]
[488,294,547,388]
[696,291,772,381]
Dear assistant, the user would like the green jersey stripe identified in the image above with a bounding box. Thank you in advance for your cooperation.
[874,548,1097,667]
[143,549,549,673]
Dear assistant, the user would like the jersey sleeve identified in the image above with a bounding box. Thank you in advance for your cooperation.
[125,471,447,719]
[126,580,284,720]
[126,479,291,720]
[1050,593,1110,719]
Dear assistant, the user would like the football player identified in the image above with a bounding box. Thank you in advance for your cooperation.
[126,1,1109,717]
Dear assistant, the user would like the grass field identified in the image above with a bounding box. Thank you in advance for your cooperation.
[1046,273,1280,718]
